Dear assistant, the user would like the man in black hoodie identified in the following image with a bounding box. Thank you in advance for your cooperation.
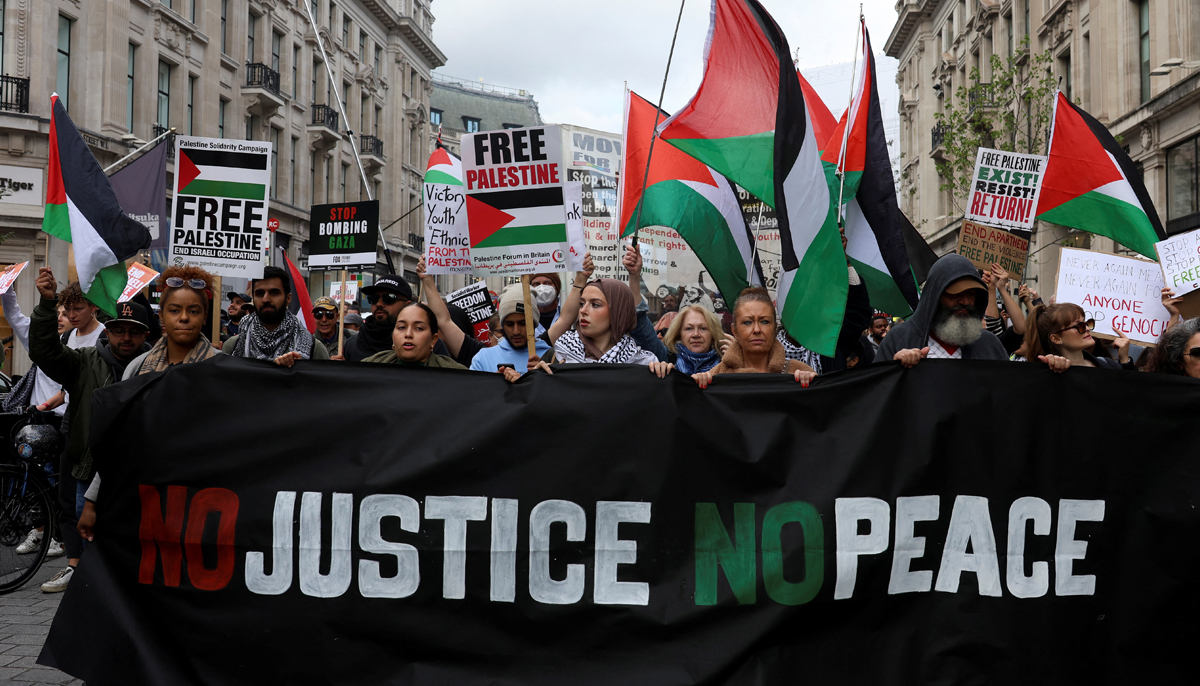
[875,254,1008,366]
[341,274,412,362]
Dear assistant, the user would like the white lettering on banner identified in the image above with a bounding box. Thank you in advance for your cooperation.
[529,500,587,605]
[357,495,421,599]
[298,492,353,599]
[425,496,489,600]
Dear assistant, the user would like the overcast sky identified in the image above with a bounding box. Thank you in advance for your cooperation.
[429,0,901,133]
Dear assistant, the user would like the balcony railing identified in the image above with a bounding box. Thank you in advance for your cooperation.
[310,104,339,131]
[0,75,29,113]
[245,62,281,97]
[360,135,384,157]
[967,83,996,114]
[931,121,947,150]
[152,124,176,160]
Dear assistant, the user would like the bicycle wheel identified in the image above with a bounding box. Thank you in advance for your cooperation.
[0,465,55,593]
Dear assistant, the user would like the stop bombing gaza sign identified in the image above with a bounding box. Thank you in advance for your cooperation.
[964,148,1048,233]
[308,200,380,271]
[169,136,272,279]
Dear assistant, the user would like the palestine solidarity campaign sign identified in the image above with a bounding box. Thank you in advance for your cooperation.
[41,360,1200,684]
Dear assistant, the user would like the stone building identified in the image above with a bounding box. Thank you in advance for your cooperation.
[885,0,1200,290]
[0,0,444,375]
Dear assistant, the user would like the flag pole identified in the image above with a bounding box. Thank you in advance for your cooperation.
[835,9,864,231]
[103,127,175,174]
[632,0,687,246]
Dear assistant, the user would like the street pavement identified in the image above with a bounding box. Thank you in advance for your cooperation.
[0,559,81,685]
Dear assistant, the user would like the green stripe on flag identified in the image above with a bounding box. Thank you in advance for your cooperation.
[779,207,846,357]
[1036,189,1159,258]
[84,262,128,318]
[474,223,566,249]
[849,258,913,318]
[662,133,775,207]
[180,179,267,200]
[42,202,71,243]
[424,170,462,186]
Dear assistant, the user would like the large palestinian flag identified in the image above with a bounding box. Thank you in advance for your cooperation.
[619,90,759,304]
[466,188,567,249]
[1036,92,1166,258]
[658,0,844,356]
[43,94,151,316]
[177,147,268,200]
[425,145,463,186]
[798,71,838,152]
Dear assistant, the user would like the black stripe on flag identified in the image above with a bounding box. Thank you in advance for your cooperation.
[180,148,269,170]
[471,187,563,210]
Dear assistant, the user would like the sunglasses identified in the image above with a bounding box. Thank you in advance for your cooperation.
[165,277,206,289]
[1187,347,1200,360]
[367,293,403,305]
[312,310,337,320]
[1056,319,1095,335]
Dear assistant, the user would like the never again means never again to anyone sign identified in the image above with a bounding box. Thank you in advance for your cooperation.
[41,361,1200,685]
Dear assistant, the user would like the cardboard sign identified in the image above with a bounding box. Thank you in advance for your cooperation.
[1055,247,1171,346]
[423,183,470,275]
[955,220,1030,279]
[0,261,28,295]
[462,125,569,276]
[118,262,159,303]
[446,281,496,342]
[563,125,623,281]
[308,200,380,271]
[1154,228,1200,295]
[330,280,359,304]
[965,148,1047,232]
[564,181,586,271]
[169,136,272,278]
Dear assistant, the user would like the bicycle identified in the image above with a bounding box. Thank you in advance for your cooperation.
[0,409,64,593]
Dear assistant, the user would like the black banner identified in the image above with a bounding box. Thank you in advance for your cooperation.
[42,359,1200,684]
[308,200,380,270]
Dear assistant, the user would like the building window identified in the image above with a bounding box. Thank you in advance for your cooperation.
[218,99,226,137]
[430,109,442,126]
[329,2,335,30]
[341,163,348,202]
[271,32,281,74]
[1167,136,1198,228]
[292,45,300,98]
[126,43,136,131]
[157,61,171,127]
[463,117,480,133]
[290,136,298,205]
[270,128,279,199]
[190,0,197,24]
[0,0,6,75]
[247,114,260,141]
[361,95,368,133]
[502,123,522,129]
[164,0,173,9]
[374,46,382,73]
[374,106,381,137]
[1059,50,1071,103]
[325,158,331,203]
[342,16,350,48]
[221,0,228,54]
[310,151,316,204]
[187,75,196,135]
[1139,0,1151,102]
[312,59,320,103]
[247,12,256,63]
[359,30,367,58]
[56,15,72,109]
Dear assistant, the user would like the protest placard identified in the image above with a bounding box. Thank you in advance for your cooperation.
[563,125,624,281]
[955,220,1029,279]
[462,125,569,276]
[423,158,471,274]
[0,261,28,295]
[964,148,1047,233]
[636,227,727,312]
[308,200,379,271]
[564,181,586,271]
[446,281,496,341]
[1055,247,1171,345]
[169,136,272,278]
[118,262,159,303]
[330,280,358,304]
[736,185,782,299]
[1153,229,1200,318]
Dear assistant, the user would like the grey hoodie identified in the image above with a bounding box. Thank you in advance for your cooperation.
[875,254,1008,362]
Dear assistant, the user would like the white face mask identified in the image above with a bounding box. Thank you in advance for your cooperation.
[532,284,558,307]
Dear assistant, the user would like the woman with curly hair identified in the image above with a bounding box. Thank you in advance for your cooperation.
[123,265,219,378]
[1145,317,1200,378]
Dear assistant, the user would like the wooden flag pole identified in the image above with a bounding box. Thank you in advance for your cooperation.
[337,269,347,357]
[211,275,223,347]
[521,275,537,360]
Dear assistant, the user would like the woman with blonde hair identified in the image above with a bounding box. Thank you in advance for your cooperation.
[662,304,726,374]
[692,288,816,388]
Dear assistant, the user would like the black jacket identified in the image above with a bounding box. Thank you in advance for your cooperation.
[875,254,1008,362]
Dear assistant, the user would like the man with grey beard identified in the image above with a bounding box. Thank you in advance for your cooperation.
[874,254,1008,366]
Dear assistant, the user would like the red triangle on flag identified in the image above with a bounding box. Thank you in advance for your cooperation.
[427,147,453,170]
[178,150,202,190]
[1036,92,1124,215]
[466,194,516,246]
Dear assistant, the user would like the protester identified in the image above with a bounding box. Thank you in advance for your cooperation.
[342,274,412,362]
[980,264,1027,354]
[124,266,221,376]
[469,283,553,375]
[654,311,678,339]
[311,297,341,351]
[486,314,502,347]
[620,245,670,362]
[529,272,563,331]
[548,276,664,372]
[415,258,486,367]
[876,254,1007,366]
[343,312,364,334]
[692,288,816,387]
[1145,317,1200,378]
[29,268,149,592]
[660,287,681,317]
[226,292,251,336]
[662,305,726,374]
[362,302,465,369]
[1,288,73,416]
[1024,303,1134,372]
[224,266,329,362]
[1161,287,1185,332]
[863,312,889,359]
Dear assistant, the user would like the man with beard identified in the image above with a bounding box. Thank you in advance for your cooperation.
[341,274,412,362]
[875,254,1007,366]
[224,266,329,361]
[863,313,889,359]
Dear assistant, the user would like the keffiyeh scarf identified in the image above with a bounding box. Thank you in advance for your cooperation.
[232,312,313,360]
[776,330,823,374]
[138,335,217,375]
[556,330,643,364]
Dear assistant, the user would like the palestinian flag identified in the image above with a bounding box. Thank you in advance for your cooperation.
[466,188,567,249]
[281,247,316,334]
[1036,92,1166,258]
[618,90,760,304]
[43,94,151,317]
[820,22,920,317]
[798,71,838,151]
[425,144,463,186]
[658,0,844,355]
[177,147,268,200]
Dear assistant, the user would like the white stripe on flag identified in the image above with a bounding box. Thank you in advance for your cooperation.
[66,195,119,292]
[681,169,755,276]
[844,199,889,275]
[499,204,566,227]
[192,164,269,186]
[780,114,830,265]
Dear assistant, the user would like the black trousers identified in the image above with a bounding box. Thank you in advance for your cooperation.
[57,453,83,560]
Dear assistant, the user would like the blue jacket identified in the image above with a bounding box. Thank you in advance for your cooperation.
[469,336,552,374]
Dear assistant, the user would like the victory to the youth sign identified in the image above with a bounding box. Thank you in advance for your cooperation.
[168,136,272,279]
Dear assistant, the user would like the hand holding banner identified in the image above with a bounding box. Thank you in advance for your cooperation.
[0,261,28,295]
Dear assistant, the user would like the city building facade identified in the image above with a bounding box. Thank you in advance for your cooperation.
[885,0,1200,290]
[0,0,444,375]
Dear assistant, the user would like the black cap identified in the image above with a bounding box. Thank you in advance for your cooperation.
[113,301,150,330]
[227,292,251,304]
[361,275,413,300]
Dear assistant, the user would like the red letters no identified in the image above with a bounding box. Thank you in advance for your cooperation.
[138,485,187,586]
[184,488,240,591]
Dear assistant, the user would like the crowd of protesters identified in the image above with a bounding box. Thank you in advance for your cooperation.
[2,242,1197,593]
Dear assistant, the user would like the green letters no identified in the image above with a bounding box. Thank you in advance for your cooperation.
[695,503,756,605]
[761,501,824,605]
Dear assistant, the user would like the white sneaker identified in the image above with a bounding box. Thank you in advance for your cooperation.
[45,539,65,558]
[15,528,42,554]
[40,565,73,593]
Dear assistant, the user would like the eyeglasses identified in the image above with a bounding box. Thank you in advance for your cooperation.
[312,310,337,320]
[1187,347,1200,359]
[1056,319,1095,335]
[367,293,403,305]
[165,277,206,289]
[106,326,142,337]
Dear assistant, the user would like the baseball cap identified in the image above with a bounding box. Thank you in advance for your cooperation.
[344,312,364,327]
[944,277,987,295]
[227,292,251,304]
[312,296,337,311]
[113,301,150,330]
[361,275,413,300]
